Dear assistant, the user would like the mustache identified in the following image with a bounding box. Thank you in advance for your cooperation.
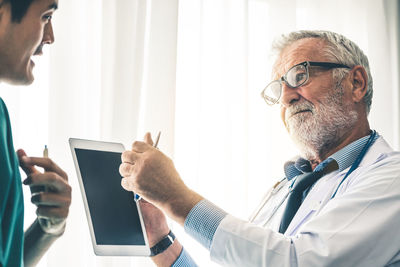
[285,101,315,121]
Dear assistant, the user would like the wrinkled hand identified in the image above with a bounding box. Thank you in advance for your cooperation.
[18,149,71,235]
[119,133,186,209]
[119,133,200,224]
[126,133,170,243]
[139,199,170,247]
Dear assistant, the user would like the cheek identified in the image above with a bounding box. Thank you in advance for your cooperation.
[26,25,45,51]
[32,31,43,49]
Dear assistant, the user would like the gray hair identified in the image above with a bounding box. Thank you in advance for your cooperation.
[272,30,373,115]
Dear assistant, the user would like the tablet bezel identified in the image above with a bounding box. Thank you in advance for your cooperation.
[69,138,150,256]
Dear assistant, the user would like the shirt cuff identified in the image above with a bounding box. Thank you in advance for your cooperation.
[171,247,198,267]
[184,199,228,249]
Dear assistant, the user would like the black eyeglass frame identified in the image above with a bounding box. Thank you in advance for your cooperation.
[261,61,351,105]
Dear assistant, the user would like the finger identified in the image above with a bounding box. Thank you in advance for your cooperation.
[36,206,69,219]
[27,184,47,194]
[119,162,135,177]
[131,141,151,153]
[25,172,72,193]
[31,192,71,207]
[21,156,68,181]
[121,178,135,191]
[144,132,153,146]
[17,149,39,175]
[121,150,140,164]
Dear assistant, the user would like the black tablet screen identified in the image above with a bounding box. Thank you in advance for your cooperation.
[75,148,145,245]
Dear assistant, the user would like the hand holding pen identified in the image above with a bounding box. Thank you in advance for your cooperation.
[18,146,71,234]
[120,131,202,225]
[134,131,161,201]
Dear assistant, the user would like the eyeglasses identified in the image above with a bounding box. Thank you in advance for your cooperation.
[261,61,350,105]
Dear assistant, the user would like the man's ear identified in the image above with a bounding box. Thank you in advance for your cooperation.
[0,1,6,21]
[0,1,12,29]
[350,65,368,103]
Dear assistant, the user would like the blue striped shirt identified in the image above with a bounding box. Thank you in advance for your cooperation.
[172,248,198,266]
[172,132,379,266]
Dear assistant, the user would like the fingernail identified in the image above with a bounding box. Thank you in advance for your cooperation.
[31,194,40,203]
[23,176,32,185]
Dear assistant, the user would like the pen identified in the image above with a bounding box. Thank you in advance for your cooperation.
[39,145,51,228]
[154,131,161,148]
[134,131,161,202]
[42,146,48,191]
[43,145,48,158]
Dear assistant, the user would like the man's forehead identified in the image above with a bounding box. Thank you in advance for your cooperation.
[272,38,327,78]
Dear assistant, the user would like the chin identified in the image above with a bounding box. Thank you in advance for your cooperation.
[23,76,35,85]
[24,70,35,84]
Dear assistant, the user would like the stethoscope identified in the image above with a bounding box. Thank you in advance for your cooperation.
[249,130,377,225]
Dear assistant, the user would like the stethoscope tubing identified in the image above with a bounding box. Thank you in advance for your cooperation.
[248,178,287,222]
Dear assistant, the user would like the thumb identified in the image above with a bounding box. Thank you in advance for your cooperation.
[17,149,38,175]
[143,132,154,146]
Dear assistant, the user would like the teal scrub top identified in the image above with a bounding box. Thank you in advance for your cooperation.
[0,98,24,267]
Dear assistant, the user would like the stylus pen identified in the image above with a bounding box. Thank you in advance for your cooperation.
[43,145,48,158]
[154,131,161,148]
[134,131,161,202]
[39,145,52,228]
[42,146,49,192]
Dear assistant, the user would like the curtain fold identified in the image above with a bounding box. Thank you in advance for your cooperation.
[40,0,178,266]
[383,0,400,149]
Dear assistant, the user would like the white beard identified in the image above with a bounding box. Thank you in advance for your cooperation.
[285,85,358,161]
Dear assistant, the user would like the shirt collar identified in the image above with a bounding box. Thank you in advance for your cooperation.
[284,157,310,180]
[328,131,379,172]
[284,131,379,180]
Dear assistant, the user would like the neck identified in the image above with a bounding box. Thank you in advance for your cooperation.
[309,123,371,169]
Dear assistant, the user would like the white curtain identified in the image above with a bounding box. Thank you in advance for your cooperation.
[0,0,397,266]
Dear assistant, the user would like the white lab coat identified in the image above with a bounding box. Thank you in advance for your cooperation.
[209,137,400,266]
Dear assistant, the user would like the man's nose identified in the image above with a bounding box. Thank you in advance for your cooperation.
[279,82,300,107]
[42,21,55,45]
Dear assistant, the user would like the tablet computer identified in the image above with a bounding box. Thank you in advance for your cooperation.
[69,138,150,256]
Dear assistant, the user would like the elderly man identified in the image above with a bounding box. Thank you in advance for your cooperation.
[0,0,71,266]
[120,30,400,266]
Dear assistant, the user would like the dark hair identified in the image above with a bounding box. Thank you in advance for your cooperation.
[3,0,35,22]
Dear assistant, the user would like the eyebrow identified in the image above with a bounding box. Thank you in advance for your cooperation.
[48,2,58,10]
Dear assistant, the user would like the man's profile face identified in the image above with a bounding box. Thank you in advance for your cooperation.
[273,38,336,125]
[0,0,58,85]
[273,38,358,159]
